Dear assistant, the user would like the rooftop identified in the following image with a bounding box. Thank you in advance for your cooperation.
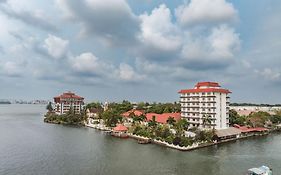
[54,91,84,100]
[179,82,231,94]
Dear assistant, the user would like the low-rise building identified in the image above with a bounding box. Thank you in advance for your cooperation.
[145,113,181,124]
[54,91,85,115]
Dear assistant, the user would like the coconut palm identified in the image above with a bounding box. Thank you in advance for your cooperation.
[166,116,176,126]
[202,115,212,128]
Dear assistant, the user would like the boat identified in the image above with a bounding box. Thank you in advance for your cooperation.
[247,166,272,175]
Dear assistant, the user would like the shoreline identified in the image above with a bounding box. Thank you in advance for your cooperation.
[84,122,272,152]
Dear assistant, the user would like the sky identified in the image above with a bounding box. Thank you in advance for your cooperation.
[0,0,281,103]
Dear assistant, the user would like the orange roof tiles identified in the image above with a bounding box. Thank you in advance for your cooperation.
[113,124,128,132]
[146,113,181,124]
[121,109,144,118]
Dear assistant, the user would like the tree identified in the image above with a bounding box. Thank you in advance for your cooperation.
[229,109,247,126]
[148,116,157,128]
[138,114,147,123]
[247,111,270,127]
[202,115,212,128]
[166,116,176,126]
[101,110,122,127]
[86,102,103,110]
[46,102,53,112]
[174,119,189,137]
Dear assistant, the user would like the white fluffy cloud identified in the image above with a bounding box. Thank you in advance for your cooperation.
[71,52,113,77]
[181,25,240,68]
[0,0,57,31]
[118,63,145,82]
[43,34,69,59]
[175,0,237,26]
[70,52,145,82]
[139,4,181,53]
[208,25,240,58]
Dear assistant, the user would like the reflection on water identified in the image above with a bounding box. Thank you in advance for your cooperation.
[0,104,280,175]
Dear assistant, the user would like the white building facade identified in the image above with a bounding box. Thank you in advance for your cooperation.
[54,92,85,115]
[179,82,231,130]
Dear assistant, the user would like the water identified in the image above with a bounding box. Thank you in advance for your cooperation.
[0,104,280,175]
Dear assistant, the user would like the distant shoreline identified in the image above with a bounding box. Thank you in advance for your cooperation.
[0,102,11,104]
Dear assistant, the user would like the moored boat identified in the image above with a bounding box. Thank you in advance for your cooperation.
[247,166,272,175]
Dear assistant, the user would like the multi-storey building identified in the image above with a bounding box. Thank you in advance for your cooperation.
[54,92,85,115]
[179,82,231,130]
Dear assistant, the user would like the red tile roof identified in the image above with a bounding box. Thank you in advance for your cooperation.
[195,82,221,88]
[54,92,84,100]
[178,88,231,94]
[146,113,181,124]
[234,124,268,133]
[113,124,128,132]
[122,109,144,118]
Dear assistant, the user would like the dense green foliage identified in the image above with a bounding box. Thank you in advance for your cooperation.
[86,102,103,111]
[229,109,281,127]
[229,109,246,126]
[108,100,133,114]
[131,118,213,147]
[247,111,270,127]
[230,103,281,107]
[194,130,214,142]
[100,110,122,127]
[44,108,86,125]
[145,102,181,114]
[134,102,180,113]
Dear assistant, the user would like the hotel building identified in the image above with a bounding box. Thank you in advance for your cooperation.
[179,82,231,130]
[54,92,85,115]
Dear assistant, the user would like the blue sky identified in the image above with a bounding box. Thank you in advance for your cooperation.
[0,0,281,103]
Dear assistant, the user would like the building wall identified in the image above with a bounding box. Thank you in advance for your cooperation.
[180,90,229,129]
[55,99,84,115]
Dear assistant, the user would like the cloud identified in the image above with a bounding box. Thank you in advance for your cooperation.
[71,52,113,78]
[0,61,26,77]
[43,34,69,59]
[175,0,238,27]
[0,3,57,31]
[257,68,281,81]
[118,63,145,82]
[56,0,140,46]
[138,4,182,60]
[180,25,240,69]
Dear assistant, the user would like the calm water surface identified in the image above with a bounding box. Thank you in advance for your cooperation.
[0,104,280,175]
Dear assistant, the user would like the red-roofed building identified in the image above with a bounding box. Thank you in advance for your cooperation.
[179,82,231,129]
[146,113,181,124]
[113,124,128,132]
[54,91,85,115]
[122,109,144,118]
[234,124,268,134]
[112,124,128,138]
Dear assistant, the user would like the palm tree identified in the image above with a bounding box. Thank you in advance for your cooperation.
[174,119,189,137]
[139,114,147,123]
[166,116,176,126]
[202,115,212,128]
[148,116,157,128]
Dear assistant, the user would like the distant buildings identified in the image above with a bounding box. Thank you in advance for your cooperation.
[231,106,280,116]
[179,82,231,130]
[54,91,85,115]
